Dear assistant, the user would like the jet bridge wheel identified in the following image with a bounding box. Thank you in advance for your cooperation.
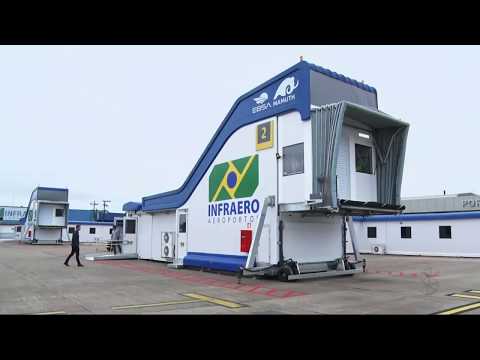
[277,265,293,282]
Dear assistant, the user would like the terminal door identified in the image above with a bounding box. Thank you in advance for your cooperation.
[123,216,138,254]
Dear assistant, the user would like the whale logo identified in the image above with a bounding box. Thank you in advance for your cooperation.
[273,76,299,100]
[253,92,268,105]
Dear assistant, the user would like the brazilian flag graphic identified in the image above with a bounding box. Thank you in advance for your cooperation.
[209,154,259,202]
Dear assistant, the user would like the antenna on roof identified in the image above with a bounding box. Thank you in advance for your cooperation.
[102,200,111,213]
[90,201,98,211]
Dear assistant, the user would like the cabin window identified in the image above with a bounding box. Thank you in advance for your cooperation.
[179,214,187,233]
[68,227,75,234]
[89,227,96,234]
[125,219,136,234]
[367,226,377,238]
[439,225,451,239]
[283,143,304,176]
[16,226,21,232]
[401,226,412,239]
[55,208,64,217]
[355,144,373,174]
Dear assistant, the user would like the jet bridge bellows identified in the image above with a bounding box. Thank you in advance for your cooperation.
[310,101,409,212]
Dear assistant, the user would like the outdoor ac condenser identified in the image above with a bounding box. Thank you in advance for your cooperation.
[161,232,175,258]
[372,244,386,255]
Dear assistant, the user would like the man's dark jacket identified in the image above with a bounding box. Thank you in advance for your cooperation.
[72,230,79,248]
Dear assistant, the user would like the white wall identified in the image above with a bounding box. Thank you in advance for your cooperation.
[183,114,278,263]
[136,212,176,260]
[0,224,16,240]
[278,111,312,205]
[353,218,480,257]
[282,213,343,263]
[137,213,153,259]
[35,228,63,241]
[38,203,67,227]
[65,224,113,243]
[151,212,176,260]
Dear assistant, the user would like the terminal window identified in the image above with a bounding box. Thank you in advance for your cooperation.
[367,226,377,238]
[439,225,451,239]
[89,227,96,234]
[401,226,412,239]
[55,208,64,217]
[355,144,373,174]
[283,143,304,176]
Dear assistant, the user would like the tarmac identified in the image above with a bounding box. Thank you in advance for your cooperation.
[1,240,480,314]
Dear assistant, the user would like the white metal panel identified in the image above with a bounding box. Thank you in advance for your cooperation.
[123,217,137,254]
[137,213,153,259]
[35,228,62,241]
[77,224,112,243]
[355,217,480,257]
[38,203,66,226]
[282,214,343,263]
[182,115,279,263]
[151,212,176,261]
[255,224,271,264]
[278,111,310,205]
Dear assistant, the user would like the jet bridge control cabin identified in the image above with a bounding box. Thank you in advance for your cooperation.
[122,60,409,281]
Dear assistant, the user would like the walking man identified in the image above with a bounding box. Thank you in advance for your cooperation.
[64,224,84,267]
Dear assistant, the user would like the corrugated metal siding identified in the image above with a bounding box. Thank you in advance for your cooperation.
[335,128,350,199]
[402,195,480,213]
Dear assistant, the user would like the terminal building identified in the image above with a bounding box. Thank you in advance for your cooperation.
[0,206,27,239]
[64,209,125,243]
[352,193,480,257]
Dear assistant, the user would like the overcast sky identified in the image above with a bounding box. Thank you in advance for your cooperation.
[0,45,478,211]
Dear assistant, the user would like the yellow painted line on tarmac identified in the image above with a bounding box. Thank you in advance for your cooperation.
[34,311,66,315]
[450,293,480,301]
[183,293,246,309]
[112,299,201,310]
[438,302,480,315]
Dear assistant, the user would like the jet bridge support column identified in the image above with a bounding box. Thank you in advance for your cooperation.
[346,216,361,262]
[244,195,276,270]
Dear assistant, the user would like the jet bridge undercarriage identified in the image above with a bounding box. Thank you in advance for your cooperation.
[240,197,404,282]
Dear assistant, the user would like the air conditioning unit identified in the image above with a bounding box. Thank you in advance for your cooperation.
[161,232,175,258]
[371,244,386,255]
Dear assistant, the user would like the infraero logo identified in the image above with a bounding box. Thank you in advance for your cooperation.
[209,154,259,202]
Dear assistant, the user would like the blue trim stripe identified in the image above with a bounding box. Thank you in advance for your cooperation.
[353,211,480,222]
[183,252,247,272]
